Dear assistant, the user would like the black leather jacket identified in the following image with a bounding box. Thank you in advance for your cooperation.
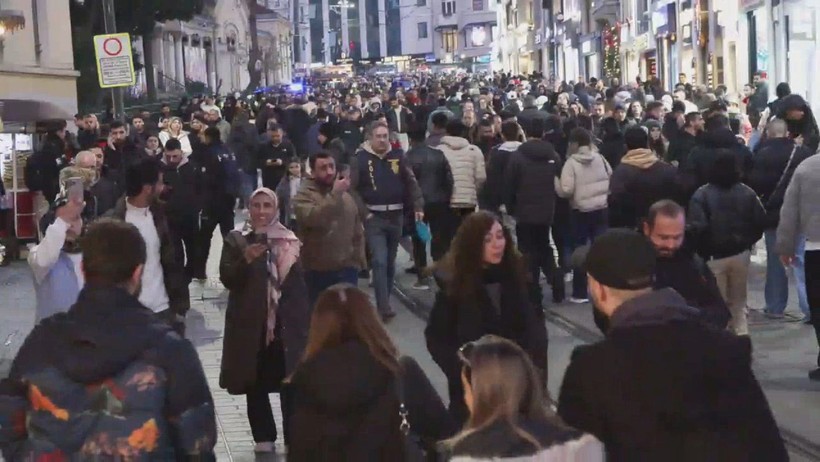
[405,145,454,206]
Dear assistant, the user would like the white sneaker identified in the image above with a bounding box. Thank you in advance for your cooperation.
[254,442,275,453]
[568,297,589,304]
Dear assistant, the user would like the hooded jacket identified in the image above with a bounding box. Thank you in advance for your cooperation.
[558,289,787,462]
[775,94,820,153]
[503,139,562,224]
[0,286,216,460]
[434,136,486,208]
[558,146,612,212]
[480,141,521,211]
[747,136,813,228]
[609,149,682,229]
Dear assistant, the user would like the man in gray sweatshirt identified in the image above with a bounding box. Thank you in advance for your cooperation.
[776,151,820,381]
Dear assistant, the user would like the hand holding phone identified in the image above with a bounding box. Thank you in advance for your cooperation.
[65,178,85,203]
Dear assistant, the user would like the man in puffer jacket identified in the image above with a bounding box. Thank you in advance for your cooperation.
[433,120,486,243]
[558,128,612,302]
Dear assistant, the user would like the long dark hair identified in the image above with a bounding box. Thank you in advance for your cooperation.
[439,211,526,305]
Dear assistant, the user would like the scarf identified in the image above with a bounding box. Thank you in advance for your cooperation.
[245,187,301,345]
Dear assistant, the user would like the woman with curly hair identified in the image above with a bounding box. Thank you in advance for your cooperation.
[425,211,549,425]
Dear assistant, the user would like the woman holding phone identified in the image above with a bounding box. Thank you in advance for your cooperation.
[219,187,311,453]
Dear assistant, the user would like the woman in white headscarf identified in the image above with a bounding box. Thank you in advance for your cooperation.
[219,187,310,453]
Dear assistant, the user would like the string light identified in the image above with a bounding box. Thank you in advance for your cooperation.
[603,21,621,79]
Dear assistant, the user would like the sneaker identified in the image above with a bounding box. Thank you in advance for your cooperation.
[254,442,275,453]
[809,368,820,381]
[568,297,589,304]
[412,280,430,290]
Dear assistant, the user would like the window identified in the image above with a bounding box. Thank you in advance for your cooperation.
[418,22,429,39]
[442,0,456,16]
[472,0,483,11]
[442,29,457,53]
[417,0,426,6]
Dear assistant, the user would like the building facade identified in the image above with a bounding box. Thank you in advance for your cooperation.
[0,0,79,117]
[132,0,293,97]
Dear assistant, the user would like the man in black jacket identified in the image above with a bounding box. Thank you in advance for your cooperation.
[338,107,365,155]
[665,111,703,166]
[559,228,787,461]
[405,124,453,286]
[25,122,67,237]
[385,96,413,152]
[643,200,730,328]
[258,123,296,190]
[103,121,142,189]
[161,139,202,280]
[516,95,549,136]
[504,118,564,306]
[749,119,814,319]
[681,114,753,199]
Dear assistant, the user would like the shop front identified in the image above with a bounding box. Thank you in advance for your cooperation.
[653,1,678,91]
[580,34,600,81]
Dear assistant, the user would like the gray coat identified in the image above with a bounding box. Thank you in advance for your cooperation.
[219,230,311,395]
[776,154,820,256]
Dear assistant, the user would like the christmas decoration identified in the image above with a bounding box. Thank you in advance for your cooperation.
[603,22,621,79]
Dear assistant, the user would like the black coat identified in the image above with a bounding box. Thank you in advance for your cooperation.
[284,107,313,157]
[608,151,683,229]
[598,134,627,169]
[688,182,767,259]
[516,107,549,135]
[558,289,787,462]
[228,121,260,174]
[479,142,519,211]
[425,268,549,423]
[405,144,454,205]
[161,159,202,225]
[88,175,120,217]
[289,342,455,462]
[681,129,753,198]
[257,141,296,190]
[747,137,813,228]
[665,130,698,166]
[24,135,64,200]
[503,139,562,225]
[654,251,730,329]
[776,94,820,153]
[338,120,364,155]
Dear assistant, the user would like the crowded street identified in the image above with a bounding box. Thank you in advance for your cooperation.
[4,0,820,460]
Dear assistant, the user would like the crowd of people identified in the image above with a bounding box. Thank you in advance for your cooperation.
[1,69,817,460]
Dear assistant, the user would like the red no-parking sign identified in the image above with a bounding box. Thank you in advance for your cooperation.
[93,33,136,88]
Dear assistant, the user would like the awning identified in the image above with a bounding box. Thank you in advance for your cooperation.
[461,20,497,31]
[434,24,458,31]
[0,99,73,123]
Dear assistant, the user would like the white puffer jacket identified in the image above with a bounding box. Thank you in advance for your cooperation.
[558,146,612,212]
[435,136,486,208]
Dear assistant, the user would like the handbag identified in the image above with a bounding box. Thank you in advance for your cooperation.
[395,358,428,462]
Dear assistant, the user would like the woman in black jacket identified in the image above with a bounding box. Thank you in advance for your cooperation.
[441,335,603,461]
[425,211,549,425]
[289,285,455,461]
[689,149,767,335]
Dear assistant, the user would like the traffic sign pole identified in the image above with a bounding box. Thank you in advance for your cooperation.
[102,0,124,122]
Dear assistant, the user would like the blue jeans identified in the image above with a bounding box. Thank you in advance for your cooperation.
[365,212,403,315]
[241,171,258,203]
[305,267,359,307]
[571,209,609,299]
[764,229,808,316]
